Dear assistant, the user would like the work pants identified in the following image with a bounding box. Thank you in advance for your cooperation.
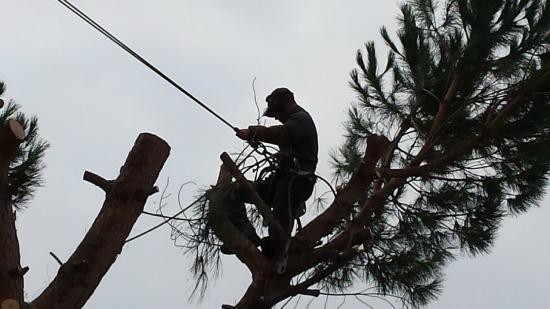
[225,171,316,248]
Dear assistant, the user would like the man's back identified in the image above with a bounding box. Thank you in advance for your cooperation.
[280,106,318,173]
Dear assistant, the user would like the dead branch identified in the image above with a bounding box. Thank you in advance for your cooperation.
[31,133,170,309]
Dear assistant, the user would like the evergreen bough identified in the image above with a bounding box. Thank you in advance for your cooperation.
[175,0,550,307]
[0,81,49,209]
[330,0,550,306]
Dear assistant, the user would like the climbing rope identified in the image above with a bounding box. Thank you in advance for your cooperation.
[56,1,341,243]
[57,0,238,132]
[125,194,206,243]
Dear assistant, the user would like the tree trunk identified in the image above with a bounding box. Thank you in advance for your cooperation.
[0,120,25,309]
[233,273,291,309]
[31,133,170,309]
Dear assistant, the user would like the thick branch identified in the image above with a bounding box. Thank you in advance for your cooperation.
[0,120,25,308]
[31,133,170,309]
[288,228,372,277]
[379,96,529,178]
[220,152,286,242]
[428,75,460,139]
[379,71,550,179]
[278,249,359,307]
[294,135,390,248]
[208,169,267,272]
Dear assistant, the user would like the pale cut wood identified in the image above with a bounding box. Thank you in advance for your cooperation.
[0,120,25,161]
[1,299,19,309]
[7,121,24,141]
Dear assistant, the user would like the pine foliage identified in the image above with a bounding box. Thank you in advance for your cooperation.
[0,81,49,209]
[330,0,550,306]
[169,1,550,307]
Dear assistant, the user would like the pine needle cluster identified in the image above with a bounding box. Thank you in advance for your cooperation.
[329,0,550,306]
[0,81,49,210]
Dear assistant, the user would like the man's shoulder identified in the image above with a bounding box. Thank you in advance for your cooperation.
[289,106,313,122]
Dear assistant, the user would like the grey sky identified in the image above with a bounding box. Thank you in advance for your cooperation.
[1,0,549,308]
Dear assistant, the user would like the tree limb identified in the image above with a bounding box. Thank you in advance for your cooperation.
[294,134,390,249]
[378,71,550,179]
[220,152,287,242]
[31,133,170,309]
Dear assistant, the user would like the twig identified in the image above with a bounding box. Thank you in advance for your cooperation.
[49,252,63,266]
[252,77,261,123]
[125,194,205,243]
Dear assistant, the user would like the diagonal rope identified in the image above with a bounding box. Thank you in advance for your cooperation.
[57,0,238,132]
[125,194,206,243]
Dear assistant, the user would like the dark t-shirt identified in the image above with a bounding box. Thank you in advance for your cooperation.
[280,106,318,172]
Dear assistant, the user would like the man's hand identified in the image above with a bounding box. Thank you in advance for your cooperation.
[236,128,251,140]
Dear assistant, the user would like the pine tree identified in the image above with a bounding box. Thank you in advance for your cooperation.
[0,81,49,209]
[0,81,49,306]
[175,0,550,307]
[331,0,550,305]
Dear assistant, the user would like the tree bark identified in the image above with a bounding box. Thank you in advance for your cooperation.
[222,136,391,308]
[210,162,267,273]
[232,272,290,309]
[294,134,390,248]
[31,133,170,309]
[0,120,25,309]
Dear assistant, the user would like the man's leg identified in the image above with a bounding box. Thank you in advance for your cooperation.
[266,174,316,251]
[224,183,261,246]
[270,174,316,235]
[262,175,293,258]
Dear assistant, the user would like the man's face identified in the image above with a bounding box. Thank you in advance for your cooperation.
[265,98,286,119]
[273,111,284,122]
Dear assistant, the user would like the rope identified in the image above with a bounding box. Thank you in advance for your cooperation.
[125,194,205,243]
[54,2,342,246]
[315,175,337,198]
[57,0,238,132]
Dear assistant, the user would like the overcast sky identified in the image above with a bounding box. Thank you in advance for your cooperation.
[2,1,549,308]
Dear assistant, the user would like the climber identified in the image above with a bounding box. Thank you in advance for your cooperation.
[221,87,318,256]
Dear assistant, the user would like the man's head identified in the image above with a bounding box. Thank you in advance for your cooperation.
[264,88,297,121]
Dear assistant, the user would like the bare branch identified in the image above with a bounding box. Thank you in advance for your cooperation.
[31,133,170,309]
[49,252,63,266]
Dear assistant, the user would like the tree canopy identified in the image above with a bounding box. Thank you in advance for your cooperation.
[331,0,550,305]
[170,0,550,307]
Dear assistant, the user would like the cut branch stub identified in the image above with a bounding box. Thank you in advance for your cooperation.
[83,171,112,193]
[0,99,4,109]
[1,299,19,309]
[31,133,170,309]
[0,120,25,163]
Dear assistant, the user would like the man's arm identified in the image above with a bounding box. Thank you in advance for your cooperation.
[236,125,284,145]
